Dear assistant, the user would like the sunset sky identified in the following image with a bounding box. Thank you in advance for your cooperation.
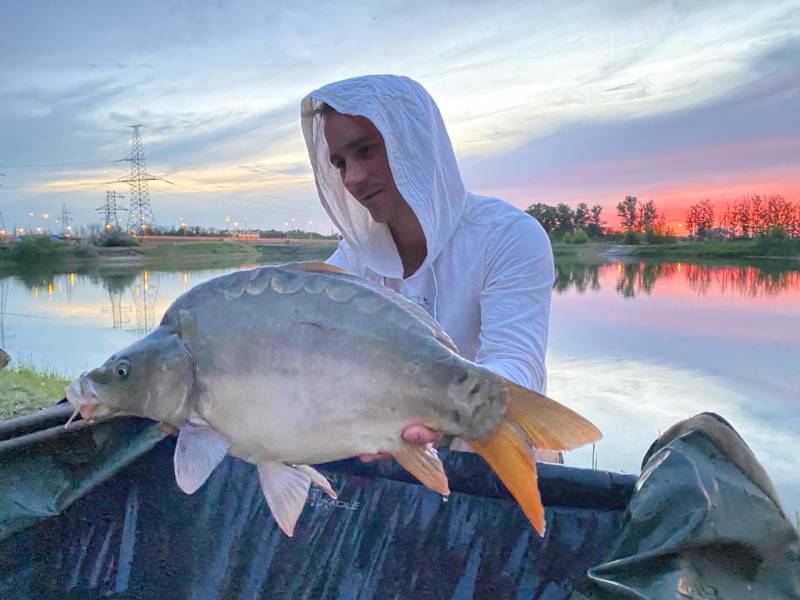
[1,1,798,232]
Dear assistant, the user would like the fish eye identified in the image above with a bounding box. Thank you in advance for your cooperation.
[115,360,130,380]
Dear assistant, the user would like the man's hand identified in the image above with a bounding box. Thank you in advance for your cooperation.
[359,424,443,463]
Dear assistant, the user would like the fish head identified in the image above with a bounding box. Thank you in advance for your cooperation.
[65,325,195,426]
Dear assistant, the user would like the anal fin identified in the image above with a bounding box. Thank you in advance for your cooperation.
[391,442,450,496]
[258,462,312,537]
[294,464,337,499]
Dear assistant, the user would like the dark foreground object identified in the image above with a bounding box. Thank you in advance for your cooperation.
[0,410,632,599]
[1,408,798,599]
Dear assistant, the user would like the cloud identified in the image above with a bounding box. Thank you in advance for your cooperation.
[460,36,800,217]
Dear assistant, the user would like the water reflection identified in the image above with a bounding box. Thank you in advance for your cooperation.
[555,260,800,299]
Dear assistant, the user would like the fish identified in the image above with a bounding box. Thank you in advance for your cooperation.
[65,261,601,537]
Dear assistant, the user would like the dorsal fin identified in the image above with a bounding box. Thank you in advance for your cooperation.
[281,261,350,274]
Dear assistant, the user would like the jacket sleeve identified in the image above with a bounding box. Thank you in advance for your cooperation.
[474,216,554,393]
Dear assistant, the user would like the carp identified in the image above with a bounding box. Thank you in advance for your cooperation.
[65,262,601,536]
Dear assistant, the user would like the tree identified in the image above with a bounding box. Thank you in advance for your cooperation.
[616,196,638,230]
[555,203,575,237]
[637,199,658,231]
[573,203,590,230]
[686,199,715,239]
[586,204,605,238]
[525,203,559,234]
[732,197,752,238]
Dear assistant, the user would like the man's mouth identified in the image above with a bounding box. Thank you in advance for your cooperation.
[359,190,381,204]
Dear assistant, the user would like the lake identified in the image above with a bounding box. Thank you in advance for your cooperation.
[1,255,798,516]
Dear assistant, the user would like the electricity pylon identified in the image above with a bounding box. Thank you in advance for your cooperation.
[97,191,127,230]
[60,202,72,236]
[108,125,169,234]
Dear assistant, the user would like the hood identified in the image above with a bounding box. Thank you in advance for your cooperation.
[301,74,466,279]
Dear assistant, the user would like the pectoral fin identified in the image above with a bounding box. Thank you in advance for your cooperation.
[294,464,337,499]
[258,462,312,537]
[173,417,229,494]
[391,442,450,496]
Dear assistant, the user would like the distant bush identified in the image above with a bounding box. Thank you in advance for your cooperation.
[761,225,787,240]
[644,226,677,244]
[563,229,589,244]
[623,230,641,245]
[99,231,140,247]
[9,236,68,264]
[753,236,800,257]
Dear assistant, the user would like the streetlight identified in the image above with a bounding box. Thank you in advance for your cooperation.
[308,220,313,239]
[28,212,33,230]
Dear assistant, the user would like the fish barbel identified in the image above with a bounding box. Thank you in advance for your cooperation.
[65,262,601,536]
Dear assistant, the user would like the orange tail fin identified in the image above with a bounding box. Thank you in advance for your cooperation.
[469,381,602,536]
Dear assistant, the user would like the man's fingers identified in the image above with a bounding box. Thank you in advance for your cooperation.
[160,423,179,436]
[402,424,443,446]
[358,426,443,463]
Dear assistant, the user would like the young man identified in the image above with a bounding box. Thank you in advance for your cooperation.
[301,75,555,455]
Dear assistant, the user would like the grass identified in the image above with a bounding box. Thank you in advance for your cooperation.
[257,242,338,262]
[0,362,71,420]
[627,238,800,260]
[137,241,260,258]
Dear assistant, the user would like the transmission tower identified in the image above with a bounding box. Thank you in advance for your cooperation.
[97,191,127,230]
[60,202,72,235]
[109,125,166,234]
[0,210,6,233]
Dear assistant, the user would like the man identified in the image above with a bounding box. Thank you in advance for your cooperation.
[300,75,555,457]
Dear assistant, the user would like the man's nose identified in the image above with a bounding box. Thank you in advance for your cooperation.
[343,161,367,192]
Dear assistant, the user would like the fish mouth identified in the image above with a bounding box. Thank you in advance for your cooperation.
[64,376,108,427]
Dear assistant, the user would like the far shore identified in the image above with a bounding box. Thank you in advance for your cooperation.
[1,236,798,275]
[552,238,800,264]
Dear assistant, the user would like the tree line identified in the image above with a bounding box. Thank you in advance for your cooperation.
[685,195,800,239]
[524,202,606,243]
[526,196,675,244]
[526,193,800,243]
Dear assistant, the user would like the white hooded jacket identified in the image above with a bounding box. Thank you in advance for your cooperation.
[301,75,554,393]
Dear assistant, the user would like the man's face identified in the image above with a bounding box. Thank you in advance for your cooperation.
[323,110,407,224]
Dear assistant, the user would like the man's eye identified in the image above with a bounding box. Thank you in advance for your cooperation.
[331,159,345,170]
[357,144,371,157]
